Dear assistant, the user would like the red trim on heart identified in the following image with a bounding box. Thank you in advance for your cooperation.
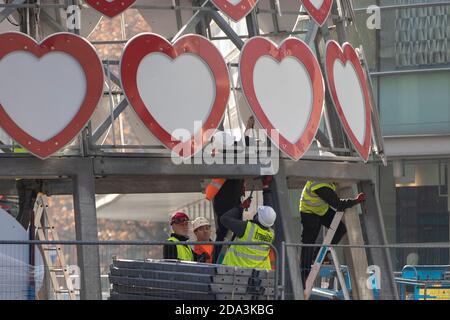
[302,0,333,26]
[120,33,230,158]
[0,32,104,159]
[325,40,372,162]
[85,0,136,18]
[239,37,325,161]
[211,0,259,21]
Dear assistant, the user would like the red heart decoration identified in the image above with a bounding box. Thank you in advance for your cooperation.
[325,40,372,161]
[239,37,325,161]
[0,32,104,159]
[85,0,136,18]
[120,33,230,158]
[211,0,259,21]
[302,0,333,26]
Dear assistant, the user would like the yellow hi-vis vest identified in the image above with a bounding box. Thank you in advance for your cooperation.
[299,181,336,216]
[167,237,194,262]
[223,221,274,270]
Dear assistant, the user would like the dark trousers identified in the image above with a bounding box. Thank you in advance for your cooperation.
[212,210,231,263]
[300,209,347,286]
[16,179,42,230]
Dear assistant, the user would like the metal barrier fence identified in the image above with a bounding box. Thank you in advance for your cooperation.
[2,239,450,300]
[282,242,450,301]
[0,240,278,301]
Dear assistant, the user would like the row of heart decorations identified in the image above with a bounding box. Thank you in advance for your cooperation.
[0,31,372,161]
[86,0,334,25]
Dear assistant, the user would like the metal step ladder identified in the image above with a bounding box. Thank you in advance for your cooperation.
[33,193,76,300]
[304,211,351,300]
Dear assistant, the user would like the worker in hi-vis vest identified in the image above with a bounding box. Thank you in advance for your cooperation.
[163,212,195,262]
[299,181,366,285]
[206,116,256,263]
[221,176,275,270]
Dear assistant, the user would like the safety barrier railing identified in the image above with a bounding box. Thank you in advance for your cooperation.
[0,240,278,301]
[281,242,450,301]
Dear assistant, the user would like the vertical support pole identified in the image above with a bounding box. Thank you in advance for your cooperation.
[272,160,304,300]
[360,181,399,300]
[72,159,101,300]
[339,184,373,300]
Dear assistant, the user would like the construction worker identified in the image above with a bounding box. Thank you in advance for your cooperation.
[163,212,195,262]
[209,117,255,263]
[299,181,366,285]
[192,217,214,263]
[221,176,275,270]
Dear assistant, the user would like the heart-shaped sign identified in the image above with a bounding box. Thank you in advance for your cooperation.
[85,0,136,18]
[239,37,324,160]
[302,0,333,26]
[211,0,259,21]
[120,33,230,158]
[325,40,372,161]
[0,32,104,159]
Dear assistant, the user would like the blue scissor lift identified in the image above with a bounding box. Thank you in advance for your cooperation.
[396,265,450,300]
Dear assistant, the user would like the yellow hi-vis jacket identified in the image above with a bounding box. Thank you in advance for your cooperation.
[223,221,274,270]
[167,237,194,262]
[299,181,336,216]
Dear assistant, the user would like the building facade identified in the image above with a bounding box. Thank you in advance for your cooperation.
[354,0,450,268]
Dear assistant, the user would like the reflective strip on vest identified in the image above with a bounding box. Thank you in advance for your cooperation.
[299,181,336,216]
[223,222,274,270]
[167,237,194,261]
[209,180,223,189]
[226,247,267,261]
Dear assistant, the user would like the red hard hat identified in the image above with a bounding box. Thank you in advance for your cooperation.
[170,212,190,225]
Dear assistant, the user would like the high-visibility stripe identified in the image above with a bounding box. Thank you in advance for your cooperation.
[226,248,267,261]
[210,181,223,189]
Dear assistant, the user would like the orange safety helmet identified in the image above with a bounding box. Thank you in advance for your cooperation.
[205,178,226,201]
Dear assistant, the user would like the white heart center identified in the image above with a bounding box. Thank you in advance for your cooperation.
[0,51,86,142]
[253,56,313,144]
[309,0,325,10]
[225,0,244,5]
[136,53,215,143]
[333,60,366,145]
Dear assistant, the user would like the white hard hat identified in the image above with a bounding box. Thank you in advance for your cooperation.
[212,131,235,150]
[257,206,276,228]
[192,217,211,231]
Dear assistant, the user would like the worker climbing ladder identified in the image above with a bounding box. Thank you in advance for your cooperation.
[303,211,350,300]
[33,193,76,300]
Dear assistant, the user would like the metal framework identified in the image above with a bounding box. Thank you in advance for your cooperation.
[0,0,396,300]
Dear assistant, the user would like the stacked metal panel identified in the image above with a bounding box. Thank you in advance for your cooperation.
[108,259,276,300]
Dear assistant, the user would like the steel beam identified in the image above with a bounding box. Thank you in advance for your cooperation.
[92,98,129,143]
[0,157,373,181]
[272,159,304,300]
[0,0,25,24]
[72,159,102,300]
[209,10,244,49]
[339,184,373,300]
[172,0,210,42]
[360,180,399,300]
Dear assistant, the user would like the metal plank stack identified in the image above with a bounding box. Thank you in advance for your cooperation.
[108,259,276,300]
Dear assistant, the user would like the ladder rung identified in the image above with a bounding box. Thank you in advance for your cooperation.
[49,267,67,272]
[43,247,59,251]
[55,290,74,294]
[37,226,54,230]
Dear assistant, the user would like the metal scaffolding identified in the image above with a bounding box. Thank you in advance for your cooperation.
[0,0,396,300]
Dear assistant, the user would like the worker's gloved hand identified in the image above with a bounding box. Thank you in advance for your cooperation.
[262,176,273,189]
[240,197,252,210]
[356,193,366,203]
